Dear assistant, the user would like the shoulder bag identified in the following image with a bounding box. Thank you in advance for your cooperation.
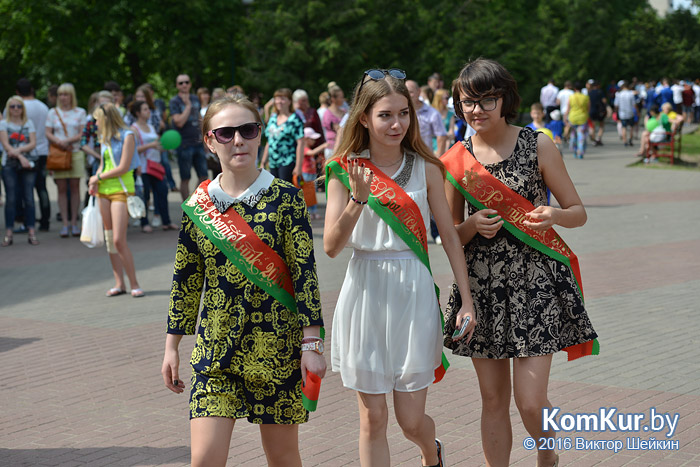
[46,109,73,170]
[132,123,166,181]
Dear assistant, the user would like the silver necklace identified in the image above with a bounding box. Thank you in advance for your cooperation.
[371,153,404,167]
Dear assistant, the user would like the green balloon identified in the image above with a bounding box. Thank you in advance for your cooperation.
[160,129,182,150]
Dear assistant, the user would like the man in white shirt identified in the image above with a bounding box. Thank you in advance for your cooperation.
[614,81,637,147]
[540,79,559,122]
[17,78,51,231]
[556,81,574,139]
[671,80,684,112]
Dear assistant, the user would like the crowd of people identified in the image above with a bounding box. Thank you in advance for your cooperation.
[31,60,700,466]
[1,60,639,466]
[538,77,697,161]
[0,61,586,467]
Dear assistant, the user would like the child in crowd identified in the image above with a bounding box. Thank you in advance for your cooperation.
[526,102,546,130]
[301,127,327,219]
[547,109,565,153]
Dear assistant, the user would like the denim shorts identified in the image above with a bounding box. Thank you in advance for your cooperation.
[177,145,208,180]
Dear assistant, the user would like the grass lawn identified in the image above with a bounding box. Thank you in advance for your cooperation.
[627,128,700,170]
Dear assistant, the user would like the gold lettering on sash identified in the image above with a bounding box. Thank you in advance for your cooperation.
[372,179,426,246]
[461,169,481,192]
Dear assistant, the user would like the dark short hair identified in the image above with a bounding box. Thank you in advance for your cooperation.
[16,78,33,97]
[104,81,121,92]
[129,100,148,117]
[452,58,520,123]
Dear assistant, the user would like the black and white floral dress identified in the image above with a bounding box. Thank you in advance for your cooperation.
[443,127,597,359]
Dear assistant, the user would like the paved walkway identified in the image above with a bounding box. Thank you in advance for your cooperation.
[1,125,699,466]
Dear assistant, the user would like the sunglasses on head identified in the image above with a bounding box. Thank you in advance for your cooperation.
[178,80,190,85]
[207,123,261,144]
[357,68,406,95]
[9,104,23,109]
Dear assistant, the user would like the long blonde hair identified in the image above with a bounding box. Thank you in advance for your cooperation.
[4,96,28,124]
[432,88,450,113]
[93,103,128,144]
[330,73,445,176]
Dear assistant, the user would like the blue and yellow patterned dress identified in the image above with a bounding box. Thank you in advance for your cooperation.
[167,170,323,424]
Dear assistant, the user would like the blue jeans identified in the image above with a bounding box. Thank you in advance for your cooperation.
[161,151,176,190]
[2,164,37,230]
[177,145,208,181]
[142,173,172,225]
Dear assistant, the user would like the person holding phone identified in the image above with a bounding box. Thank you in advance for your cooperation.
[441,58,598,467]
[162,95,325,467]
[324,68,474,466]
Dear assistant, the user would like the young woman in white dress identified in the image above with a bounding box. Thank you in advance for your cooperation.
[323,69,475,467]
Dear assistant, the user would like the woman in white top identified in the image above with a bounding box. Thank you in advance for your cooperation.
[324,69,475,467]
[131,100,177,231]
[45,83,87,237]
[0,96,38,246]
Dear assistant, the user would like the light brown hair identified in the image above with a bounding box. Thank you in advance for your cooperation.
[330,73,444,176]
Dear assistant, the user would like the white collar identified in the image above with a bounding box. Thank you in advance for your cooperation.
[207,169,274,212]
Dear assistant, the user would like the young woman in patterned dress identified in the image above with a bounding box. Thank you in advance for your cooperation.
[443,58,597,467]
[161,96,325,467]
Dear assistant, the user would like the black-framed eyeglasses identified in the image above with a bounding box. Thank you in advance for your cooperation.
[457,97,498,113]
[207,123,261,143]
[177,80,190,85]
[357,68,407,95]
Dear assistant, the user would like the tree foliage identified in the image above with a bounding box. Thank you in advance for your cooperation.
[1,0,698,109]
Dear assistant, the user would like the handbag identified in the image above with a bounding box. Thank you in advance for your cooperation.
[146,159,165,180]
[292,174,317,207]
[133,123,165,181]
[106,143,147,219]
[80,196,104,248]
[46,109,73,170]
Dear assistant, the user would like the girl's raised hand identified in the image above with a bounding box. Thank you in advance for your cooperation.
[348,158,373,203]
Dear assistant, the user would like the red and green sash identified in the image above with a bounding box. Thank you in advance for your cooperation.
[182,180,323,410]
[441,144,599,361]
[326,156,450,382]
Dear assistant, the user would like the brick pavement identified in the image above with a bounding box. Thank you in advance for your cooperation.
[1,124,699,466]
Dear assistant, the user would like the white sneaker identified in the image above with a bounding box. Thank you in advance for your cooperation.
[151,215,162,228]
[434,235,442,245]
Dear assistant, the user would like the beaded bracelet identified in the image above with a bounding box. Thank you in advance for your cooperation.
[350,194,368,205]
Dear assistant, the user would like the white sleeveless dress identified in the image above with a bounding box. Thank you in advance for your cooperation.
[331,152,443,394]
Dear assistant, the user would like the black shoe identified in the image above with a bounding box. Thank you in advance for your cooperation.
[39,224,50,232]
